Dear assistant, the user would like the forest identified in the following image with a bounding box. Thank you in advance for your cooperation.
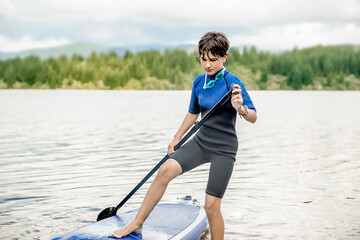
[0,45,359,90]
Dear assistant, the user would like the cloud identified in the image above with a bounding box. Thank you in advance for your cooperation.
[231,22,360,50]
[0,0,16,18]
[0,35,71,52]
[0,0,359,52]
[83,27,115,43]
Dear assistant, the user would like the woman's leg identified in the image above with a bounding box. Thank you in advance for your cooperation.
[204,152,234,240]
[205,194,224,240]
[113,159,182,238]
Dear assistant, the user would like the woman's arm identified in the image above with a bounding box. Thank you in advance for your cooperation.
[168,112,199,155]
[239,108,257,123]
[231,84,257,124]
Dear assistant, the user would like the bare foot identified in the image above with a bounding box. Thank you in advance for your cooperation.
[113,222,142,238]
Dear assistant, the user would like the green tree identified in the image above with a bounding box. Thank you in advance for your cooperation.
[301,64,314,85]
[104,71,120,89]
[124,50,134,59]
[4,64,17,87]
[260,71,268,83]
[287,67,302,90]
[17,56,42,86]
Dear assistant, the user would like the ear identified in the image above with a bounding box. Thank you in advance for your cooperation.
[222,54,228,63]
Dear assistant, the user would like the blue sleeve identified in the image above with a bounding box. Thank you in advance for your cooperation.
[227,75,256,112]
[188,77,201,114]
[240,81,256,112]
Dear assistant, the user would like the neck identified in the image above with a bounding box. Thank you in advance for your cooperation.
[208,67,224,78]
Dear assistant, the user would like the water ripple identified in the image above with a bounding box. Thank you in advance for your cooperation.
[0,90,359,239]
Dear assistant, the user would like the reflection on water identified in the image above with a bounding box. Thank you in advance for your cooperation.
[0,90,359,239]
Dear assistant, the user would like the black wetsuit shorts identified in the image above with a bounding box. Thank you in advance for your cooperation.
[171,137,235,198]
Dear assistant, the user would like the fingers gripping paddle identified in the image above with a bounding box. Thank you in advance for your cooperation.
[97,83,237,221]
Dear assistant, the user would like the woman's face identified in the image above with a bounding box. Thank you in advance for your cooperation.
[200,51,227,76]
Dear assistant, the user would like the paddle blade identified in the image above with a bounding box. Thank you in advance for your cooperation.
[97,207,115,221]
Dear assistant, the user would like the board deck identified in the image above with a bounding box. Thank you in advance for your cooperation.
[53,197,208,240]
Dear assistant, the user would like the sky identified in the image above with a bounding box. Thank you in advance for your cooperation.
[0,0,360,52]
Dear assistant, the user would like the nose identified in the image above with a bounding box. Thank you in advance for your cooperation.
[205,60,211,68]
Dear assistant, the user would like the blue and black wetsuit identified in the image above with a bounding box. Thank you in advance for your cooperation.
[171,68,256,198]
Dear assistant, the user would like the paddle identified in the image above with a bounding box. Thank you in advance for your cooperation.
[97,83,237,221]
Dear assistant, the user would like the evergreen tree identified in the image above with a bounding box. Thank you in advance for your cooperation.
[301,64,314,86]
[1,44,359,90]
[4,64,17,87]
[260,71,268,83]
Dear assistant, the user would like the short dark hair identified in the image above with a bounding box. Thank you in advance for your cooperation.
[198,32,230,59]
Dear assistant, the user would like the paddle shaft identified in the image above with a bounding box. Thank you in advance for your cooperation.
[111,84,236,215]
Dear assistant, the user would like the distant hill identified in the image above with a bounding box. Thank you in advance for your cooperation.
[0,43,197,60]
[1,43,357,61]
[109,44,197,56]
[0,43,107,60]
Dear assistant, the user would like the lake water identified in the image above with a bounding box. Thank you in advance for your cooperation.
[0,90,359,240]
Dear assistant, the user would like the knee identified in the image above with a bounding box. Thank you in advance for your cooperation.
[155,164,174,184]
[204,200,221,218]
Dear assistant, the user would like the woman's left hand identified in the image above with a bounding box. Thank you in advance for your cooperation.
[231,84,243,112]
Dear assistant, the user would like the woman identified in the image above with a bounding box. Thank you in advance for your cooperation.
[114,31,257,239]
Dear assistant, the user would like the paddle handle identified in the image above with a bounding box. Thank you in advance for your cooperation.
[112,83,236,215]
[174,83,236,150]
[113,154,170,214]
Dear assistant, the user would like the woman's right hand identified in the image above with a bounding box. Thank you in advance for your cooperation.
[167,112,199,156]
[167,138,180,156]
